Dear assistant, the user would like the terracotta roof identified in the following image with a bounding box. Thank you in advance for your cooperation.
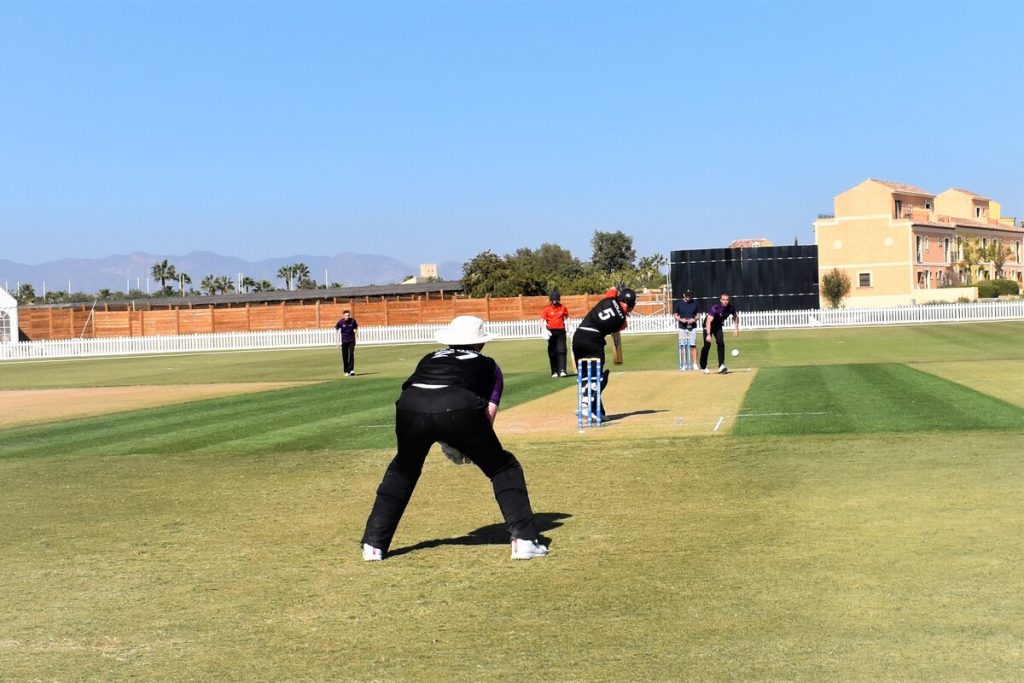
[947,187,992,201]
[728,238,773,248]
[869,179,934,197]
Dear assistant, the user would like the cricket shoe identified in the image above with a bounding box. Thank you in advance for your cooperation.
[718,365,729,374]
[703,368,710,375]
[511,538,549,560]
[362,543,383,561]
[559,371,567,377]
[552,373,559,378]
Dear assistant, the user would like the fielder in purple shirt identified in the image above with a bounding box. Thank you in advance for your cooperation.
[335,310,358,376]
[700,293,740,374]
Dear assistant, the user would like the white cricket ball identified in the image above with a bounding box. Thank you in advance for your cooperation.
[731,349,740,357]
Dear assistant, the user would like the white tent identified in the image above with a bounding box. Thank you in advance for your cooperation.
[0,288,18,343]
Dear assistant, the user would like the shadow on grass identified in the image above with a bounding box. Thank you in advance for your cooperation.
[603,409,667,422]
[388,511,571,558]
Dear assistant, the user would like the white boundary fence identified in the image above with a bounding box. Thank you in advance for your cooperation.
[2,300,1022,362]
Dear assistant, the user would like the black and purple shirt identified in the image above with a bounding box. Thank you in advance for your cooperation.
[403,347,504,406]
[335,317,358,343]
[706,303,737,331]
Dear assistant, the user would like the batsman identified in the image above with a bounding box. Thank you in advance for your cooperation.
[571,287,636,419]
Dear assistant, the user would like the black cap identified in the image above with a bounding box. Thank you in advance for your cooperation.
[549,290,560,303]
[617,287,637,311]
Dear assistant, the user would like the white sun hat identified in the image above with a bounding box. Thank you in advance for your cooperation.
[435,315,494,346]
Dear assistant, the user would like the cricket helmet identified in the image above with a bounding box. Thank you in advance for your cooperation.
[616,288,637,312]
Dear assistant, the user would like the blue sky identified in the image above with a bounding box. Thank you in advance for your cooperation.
[2,0,1021,267]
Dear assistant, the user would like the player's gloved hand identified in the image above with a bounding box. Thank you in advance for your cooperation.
[439,442,469,465]
[542,328,551,340]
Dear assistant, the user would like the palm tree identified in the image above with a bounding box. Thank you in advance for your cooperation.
[214,276,235,295]
[253,280,274,292]
[277,265,295,291]
[292,262,311,285]
[151,260,177,293]
[97,288,112,300]
[200,274,218,295]
[177,272,192,296]
[240,276,257,293]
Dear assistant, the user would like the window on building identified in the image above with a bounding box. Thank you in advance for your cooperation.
[925,201,932,210]
[983,238,988,252]
[1016,241,1021,263]
[858,272,871,287]
[917,271,926,287]
[895,200,902,218]
[976,207,982,218]
[944,238,951,262]
[924,236,930,251]
[916,236,922,262]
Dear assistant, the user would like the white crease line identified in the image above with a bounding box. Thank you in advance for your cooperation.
[712,416,724,432]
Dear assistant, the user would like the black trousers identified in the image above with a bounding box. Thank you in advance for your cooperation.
[547,328,567,374]
[700,327,725,370]
[341,341,355,374]
[571,330,609,415]
[361,387,538,552]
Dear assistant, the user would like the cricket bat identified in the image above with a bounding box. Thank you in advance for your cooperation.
[612,331,623,364]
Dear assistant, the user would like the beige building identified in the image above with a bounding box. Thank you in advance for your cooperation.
[814,179,1023,307]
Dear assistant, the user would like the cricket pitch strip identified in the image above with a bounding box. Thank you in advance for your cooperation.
[499,369,757,438]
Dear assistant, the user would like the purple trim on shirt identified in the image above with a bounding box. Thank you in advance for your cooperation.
[490,365,504,406]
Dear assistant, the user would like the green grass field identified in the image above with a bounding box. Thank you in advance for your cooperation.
[2,323,1023,680]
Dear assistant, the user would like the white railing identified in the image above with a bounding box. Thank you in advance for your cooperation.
[2,300,1022,361]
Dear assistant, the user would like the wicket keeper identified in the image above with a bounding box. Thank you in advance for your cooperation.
[360,316,548,561]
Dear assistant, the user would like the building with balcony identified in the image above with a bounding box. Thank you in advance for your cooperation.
[813,178,1023,307]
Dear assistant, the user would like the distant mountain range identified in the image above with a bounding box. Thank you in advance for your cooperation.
[0,251,464,294]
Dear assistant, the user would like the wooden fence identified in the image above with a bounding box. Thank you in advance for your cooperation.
[15,292,667,341]
[3,300,1023,362]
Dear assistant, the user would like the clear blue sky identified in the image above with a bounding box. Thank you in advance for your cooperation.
[2,0,1021,267]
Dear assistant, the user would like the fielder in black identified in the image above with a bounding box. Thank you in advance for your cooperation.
[570,288,636,418]
[360,315,548,561]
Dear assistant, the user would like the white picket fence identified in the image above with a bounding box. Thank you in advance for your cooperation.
[2,300,1022,362]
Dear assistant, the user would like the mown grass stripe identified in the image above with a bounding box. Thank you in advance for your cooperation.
[734,363,1024,436]
[0,372,568,459]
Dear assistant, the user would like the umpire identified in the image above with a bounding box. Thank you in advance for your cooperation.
[360,315,548,561]
[570,288,636,418]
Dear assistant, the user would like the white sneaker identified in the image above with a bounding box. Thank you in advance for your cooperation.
[703,368,710,375]
[559,371,567,377]
[362,543,382,561]
[718,365,728,374]
[510,538,549,560]
[552,373,559,378]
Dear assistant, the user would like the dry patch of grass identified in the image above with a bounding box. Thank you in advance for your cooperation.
[499,369,756,438]
[0,383,308,428]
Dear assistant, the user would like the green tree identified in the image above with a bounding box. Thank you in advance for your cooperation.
[150,259,177,294]
[253,279,274,292]
[15,283,36,304]
[176,272,192,296]
[986,240,1013,279]
[634,253,668,289]
[277,265,295,291]
[956,237,984,284]
[820,268,852,308]
[292,262,311,286]
[200,274,218,295]
[591,230,636,273]
[240,276,257,293]
[462,250,545,298]
[97,288,112,300]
